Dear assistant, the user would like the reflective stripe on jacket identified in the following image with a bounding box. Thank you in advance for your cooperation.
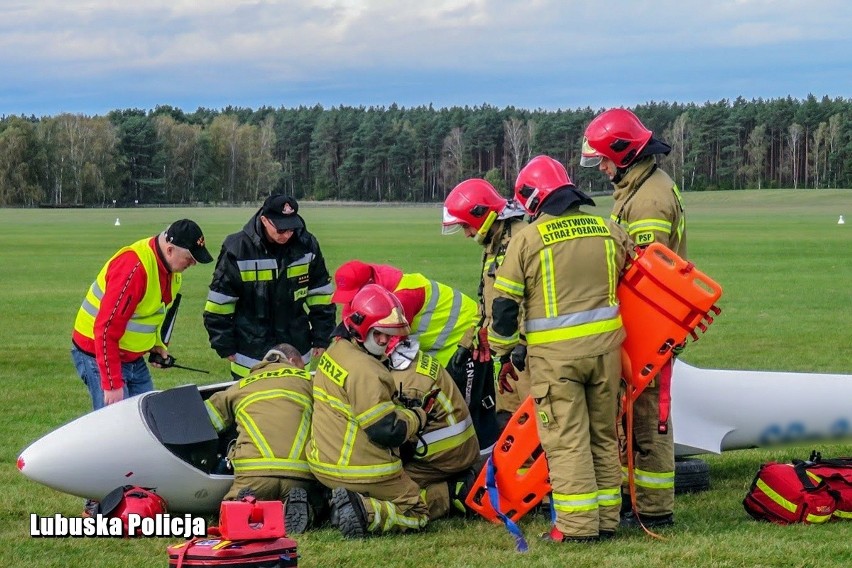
[391,351,479,472]
[395,273,479,367]
[308,339,422,482]
[74,237,180,354]
[203,211,336,362]
[611,157,687,257]
[490,209,632,360]
[204,361,315,479]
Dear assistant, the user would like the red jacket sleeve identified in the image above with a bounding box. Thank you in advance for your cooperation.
[94,250,148,391]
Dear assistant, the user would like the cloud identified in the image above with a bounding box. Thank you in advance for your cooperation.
[1,0,851,115]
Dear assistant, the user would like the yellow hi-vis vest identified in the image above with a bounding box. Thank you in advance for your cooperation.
[395,273,479,368]
[74,238,181,353]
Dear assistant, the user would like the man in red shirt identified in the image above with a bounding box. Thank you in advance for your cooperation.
[71,219,213,410]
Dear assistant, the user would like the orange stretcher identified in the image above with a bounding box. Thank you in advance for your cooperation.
[466,243,723,525]
[465,396,549,523]
[618,242,722,402]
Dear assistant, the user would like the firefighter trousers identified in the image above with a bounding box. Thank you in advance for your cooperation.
[619,381,675,516]
[225,475,323,504]
[404,459,474,520]
[313,470,429,534]
[530,349,622,537]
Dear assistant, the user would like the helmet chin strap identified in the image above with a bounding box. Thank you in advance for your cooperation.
[474,210,498,244]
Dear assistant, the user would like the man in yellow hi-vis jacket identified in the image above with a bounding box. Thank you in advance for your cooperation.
[489,155,633,543]
[581,108,686,528]
[308,285,433,539]
[204,343,326,535]
[387,338,480,519]
[72,219,213,410]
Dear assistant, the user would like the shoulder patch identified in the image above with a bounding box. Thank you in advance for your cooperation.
[415,352,441,381]
[635,231,656,246]
[317,352,348,387]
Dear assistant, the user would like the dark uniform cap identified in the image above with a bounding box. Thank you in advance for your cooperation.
[262,195,305,231]
[165,219,214,264]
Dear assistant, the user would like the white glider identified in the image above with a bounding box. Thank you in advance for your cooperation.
[17,362,852,513]
[672,360,852,455]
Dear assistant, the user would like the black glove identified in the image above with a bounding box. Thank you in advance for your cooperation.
[510,344,527,372]
[395,383,420,409]
[450,345,471,370]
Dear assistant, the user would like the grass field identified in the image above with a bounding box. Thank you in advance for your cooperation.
[1,190,851,567]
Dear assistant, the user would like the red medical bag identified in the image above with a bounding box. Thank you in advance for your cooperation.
[168,537,298,567]
[743,461,837,524]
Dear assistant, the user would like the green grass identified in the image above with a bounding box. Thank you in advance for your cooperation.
[1,190,851,567]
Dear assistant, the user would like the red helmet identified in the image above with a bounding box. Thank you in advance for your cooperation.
[100,485,167,536]
[580,108,652,169]
[344,284,410,355]
[442,179,508,243]
[514,155,573,216]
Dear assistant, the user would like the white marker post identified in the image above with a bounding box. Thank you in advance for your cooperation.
[115,218,121,226]
[839,215,845,225]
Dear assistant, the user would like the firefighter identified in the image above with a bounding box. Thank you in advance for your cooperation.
[308,284,433,539]
[387,337,480,518]
[204,343,327,535]
[203,195,336,378]
[489,155,633,542]
[331,261,499,452]
[581,108,686,528]
[442,178,530,428]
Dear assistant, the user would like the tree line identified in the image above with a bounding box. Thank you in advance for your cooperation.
[1,94,850,207]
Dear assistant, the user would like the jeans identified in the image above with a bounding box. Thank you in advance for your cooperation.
[71,345,154,411]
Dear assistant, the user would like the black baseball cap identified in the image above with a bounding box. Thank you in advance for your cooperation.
[261,195,305,231]
[165,219,214,264]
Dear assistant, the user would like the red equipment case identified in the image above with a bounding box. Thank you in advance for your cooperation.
[167,537,298,567]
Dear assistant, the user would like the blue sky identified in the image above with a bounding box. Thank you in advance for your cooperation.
[1,0,850,117]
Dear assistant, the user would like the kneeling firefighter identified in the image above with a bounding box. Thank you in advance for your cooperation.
[388,337,481,518]
[204,343,328,534]
[332,261,499,453]
[308,284,432,538]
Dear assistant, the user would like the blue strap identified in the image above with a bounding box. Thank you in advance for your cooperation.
[485,456,529,553]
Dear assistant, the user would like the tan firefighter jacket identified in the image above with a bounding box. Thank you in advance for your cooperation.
[482,217,528,350]
[390,349,480,472]
[308,338,425,483]
[611,157,687,257]
[489,208,632,361]
[204,360,314,479]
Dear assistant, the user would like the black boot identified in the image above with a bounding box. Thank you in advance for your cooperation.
[540,526,600,543]
[330,487,369,539]
[284,487,314,535]
[620,511,674,528]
